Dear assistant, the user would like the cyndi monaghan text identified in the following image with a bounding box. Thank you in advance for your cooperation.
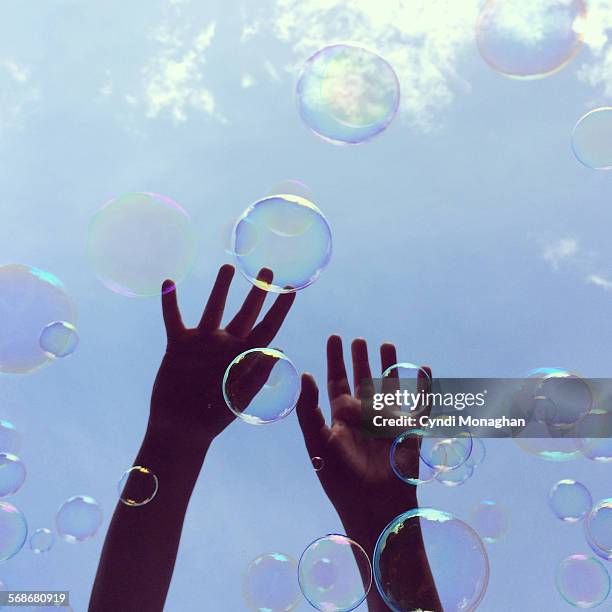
[371,414,526,430]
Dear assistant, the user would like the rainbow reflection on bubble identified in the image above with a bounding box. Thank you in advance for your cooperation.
[232,195,332,293]
[556,554,610,609]
[223,349,300,425]
[0,421,21,455]
[87,192,197,298]
[585,499,612,561]
[0,264,76,374]
[549,479,592,523]
[476,0,586,79]
[39,321,79,359]
[243,552,301,612]
[118,466,159,507]
[296,43,400,145]
[374,508,489,611]
[298,534,371,612]
[30,527,54,554]
[469,500,509,544]
[56,495,103,543]
[0,502,27,562]
[572,107,612,170]
[0,453,26,497]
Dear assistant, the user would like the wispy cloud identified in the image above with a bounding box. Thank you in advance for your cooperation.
[0,58,38,130]
[543,237,579,270]
[588,274,612,290]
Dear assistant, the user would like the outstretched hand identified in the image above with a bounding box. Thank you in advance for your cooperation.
[149,264,295,450]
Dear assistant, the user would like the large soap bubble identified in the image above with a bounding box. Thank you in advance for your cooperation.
[556,554,610,609]
[572,107,612,170]
[296,43,400,145]
[0,264,76,374]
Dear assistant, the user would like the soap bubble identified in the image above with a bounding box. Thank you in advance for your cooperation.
[469,500,509,544]
[118,466,159,507]
[465,438,486,469]
[556,554,610,609]
[549,479,592,523]
[266,179,314,201]
[390,430,439,485]
[243,552,301,612]
[39,321,79,359]
[374,508,489,611]
[436,460,474,487]
[223,349,300,425]
[381,363,431,417]
[421,434,473,473]
[0,454,26,497]
[476,0,587,79]
[572,107,612,170]
[311,457,325,472]
[296,43,400,145]
[56,495,103,543]
[0,421,21,454]
[298,534,371,611]
[232,195,332,293]
[0,264,76,374]
[30,528,54,554]
[585,499,612,561]
[87,192,197,298]
[0,502,27,561]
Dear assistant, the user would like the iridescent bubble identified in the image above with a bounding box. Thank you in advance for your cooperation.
[296,43,400,146]
[0,454,26,497]
[0,264,76,374]
[118,466,159,507]
[514,420,582,461]
[0,502,27,561]
[87,192,197,298]
[232,195,332,293]
[243,552,301,612]
[549,479,592,523]
[476,0,587,79]
[223,349,300,425]
[572,107,612,170]
[374,508,489,611]
[0,420,21,454]
[56,495,103,543]
[556,554,610,609]
[311,457,325,472]
[436,460,474,487]
[29,527,54,554]
[536,371,592,431]
[421,434,473,473]
[298,534,371,611]
[465,438,486,469]
[39,321,79,359]
[390,430,439,485]
[469,500,509,544]
[585,499,612,561]
[381,363,431,417]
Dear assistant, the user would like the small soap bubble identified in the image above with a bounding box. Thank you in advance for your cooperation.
[381,363,431,417]
[556,554,610,609]
[0,264,76,374]
[585,499,612,561]
[56,495,103,543]
[87,192,197,298]
[476,0,586,79]
[232,195,332,293]
[298,534,371,611]
[30,527,54,554]
[390,430,439,485]
[0,453,26,497]
[311,457,325,472]
[118,466,159,507]
[0,420,21,455]
[39,321,79,359]
[223,349,300,425]
[469,500,509,544]
[296,43,400,145]
[374,508,489,611]
[436,460,474,487]
[549,479,592,523]
[0,501,27,561]
[421,434,473,473]
[243,552,301,612]
[572,107,612,170]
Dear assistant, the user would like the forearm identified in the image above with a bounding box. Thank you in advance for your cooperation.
[89,426,207,612]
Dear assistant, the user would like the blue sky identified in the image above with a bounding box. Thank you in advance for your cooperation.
[1,0,612,610]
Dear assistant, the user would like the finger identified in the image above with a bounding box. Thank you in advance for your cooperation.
[198,265,235,331]
[380,342,400,394]
[161,280,184,340]
[351,338,372,399]
[247,291,296,347]
[226,268,273,338]
[327,335,351,400]
[296,373,330,459]
[228,351,278,412]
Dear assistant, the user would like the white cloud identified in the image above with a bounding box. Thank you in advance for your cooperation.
[543,238,579,270]
[0,58,38,130]
[241,73,256,88]
[588,274,612,289]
